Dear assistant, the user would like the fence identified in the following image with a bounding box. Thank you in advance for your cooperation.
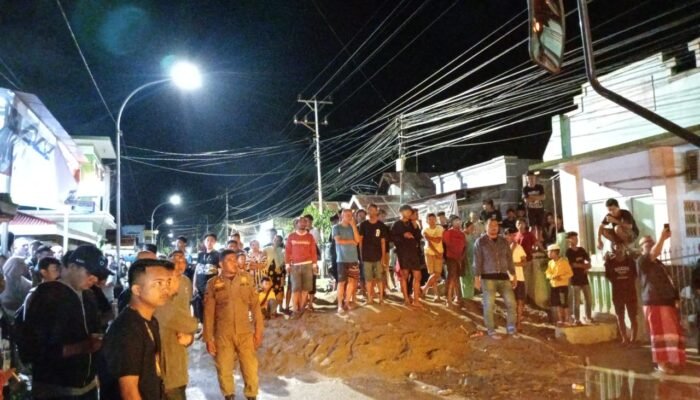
[588,247,698,325]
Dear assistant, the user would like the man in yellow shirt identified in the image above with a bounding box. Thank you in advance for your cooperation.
[545,244,573,326]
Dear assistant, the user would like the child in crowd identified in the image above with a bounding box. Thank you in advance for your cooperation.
[259,277,278,319]
[545,244,573,326]
[566,232,593,325]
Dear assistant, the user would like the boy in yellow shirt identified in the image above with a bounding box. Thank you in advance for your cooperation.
[259,277,278,319]
[545,244,573,326]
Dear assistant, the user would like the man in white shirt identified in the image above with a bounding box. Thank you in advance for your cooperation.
[505,227,527,331]
[422,213,445,302]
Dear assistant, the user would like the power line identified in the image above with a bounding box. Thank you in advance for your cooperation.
[55,0,116,124]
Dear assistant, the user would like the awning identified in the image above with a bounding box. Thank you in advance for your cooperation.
[530,133,685,171]
[8,212,98,244]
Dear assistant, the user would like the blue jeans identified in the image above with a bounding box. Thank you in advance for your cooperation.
[482,278,517,334]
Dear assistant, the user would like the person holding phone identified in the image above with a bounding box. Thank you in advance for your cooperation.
[637,226,686,374]
[597,198,640,250]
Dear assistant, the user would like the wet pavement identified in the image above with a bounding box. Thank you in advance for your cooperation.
[186,340,377,400]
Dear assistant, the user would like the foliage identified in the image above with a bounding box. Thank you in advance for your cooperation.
[301,203,337,244]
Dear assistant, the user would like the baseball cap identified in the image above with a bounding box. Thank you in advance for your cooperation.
[67,245,111,279]
[547,244,560,252]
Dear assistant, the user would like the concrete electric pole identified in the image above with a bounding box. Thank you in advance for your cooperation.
[294,96,332,215]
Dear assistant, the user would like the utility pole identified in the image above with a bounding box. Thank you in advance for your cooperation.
[224,189,229,238]
[396,116,405,204]
[295,96,332,215]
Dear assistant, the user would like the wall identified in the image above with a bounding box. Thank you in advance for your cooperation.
[544,37,700,162]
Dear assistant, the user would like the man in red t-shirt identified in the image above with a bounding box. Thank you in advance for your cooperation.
[514,218,538,262]
[284,217,318,316]
[443,216,466,306]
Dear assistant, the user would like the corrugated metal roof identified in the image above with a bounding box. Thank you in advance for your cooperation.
[8,211,55,226]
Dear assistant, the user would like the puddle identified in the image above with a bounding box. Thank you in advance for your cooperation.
[579,366,700,400]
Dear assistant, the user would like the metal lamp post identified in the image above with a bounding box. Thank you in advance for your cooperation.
[150,196,180,243]
[115,61,201,278]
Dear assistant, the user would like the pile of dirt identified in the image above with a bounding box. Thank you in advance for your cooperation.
[258,294,584,398]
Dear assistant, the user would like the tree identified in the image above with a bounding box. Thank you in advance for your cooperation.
[302,204,336,245]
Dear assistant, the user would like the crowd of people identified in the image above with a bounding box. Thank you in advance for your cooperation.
[0,172,693,399]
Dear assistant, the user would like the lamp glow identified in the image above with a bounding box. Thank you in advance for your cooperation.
[165,217,174,225]
[170,61,202,90]
[169,194,182,206]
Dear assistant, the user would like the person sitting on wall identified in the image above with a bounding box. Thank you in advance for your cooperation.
[597,198,640,250]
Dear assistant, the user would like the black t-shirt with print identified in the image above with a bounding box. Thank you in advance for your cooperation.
[480,209,502,223]
[601,209,640,237]
[522,184,545,209]
[99,307,163,400]
[359,220,388,262]
[604,255,637,299]
[566,247,591,286]
[195,250,220,294]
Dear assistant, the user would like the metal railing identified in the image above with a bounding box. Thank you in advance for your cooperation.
[587,248,698,323]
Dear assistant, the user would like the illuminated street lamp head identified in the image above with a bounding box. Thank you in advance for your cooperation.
[168,232,174,239]
[169,194,182,206]
[165,217,174,225]
[170,61,202,90]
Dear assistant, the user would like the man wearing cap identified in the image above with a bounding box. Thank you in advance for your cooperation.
[22,244,110,399]
[545,243,573,326]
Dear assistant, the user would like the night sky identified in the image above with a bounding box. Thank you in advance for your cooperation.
[1,0,698,236]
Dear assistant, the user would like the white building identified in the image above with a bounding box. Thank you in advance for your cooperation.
[0,88,115,250]
[535,37,700,264]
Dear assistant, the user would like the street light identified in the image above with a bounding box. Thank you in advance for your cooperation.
[168,194,182,206]
[150,195,182,243]
[153,217,174,235]
[115,61,201,274]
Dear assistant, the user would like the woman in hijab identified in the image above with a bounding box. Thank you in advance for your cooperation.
[0,256,32,318]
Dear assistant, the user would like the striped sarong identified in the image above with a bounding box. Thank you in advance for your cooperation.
[644,305,686,366]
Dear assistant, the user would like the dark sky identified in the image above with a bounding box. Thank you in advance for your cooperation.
[1,0,698,235]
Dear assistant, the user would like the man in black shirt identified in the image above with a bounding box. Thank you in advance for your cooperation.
[391,204,423,309]
[479,199,502,223]
[597,198,640,250]
[358,204,389,305]
[522,172,546,239]
[501,208,517,232]
[99,258,175,400]
[192,233,220,322]
[437,211,449,230]
[604,243,638,344]
[23,244,109,400]
[565,232,593,325]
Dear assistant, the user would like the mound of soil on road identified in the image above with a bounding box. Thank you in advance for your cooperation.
[258,294,584,398]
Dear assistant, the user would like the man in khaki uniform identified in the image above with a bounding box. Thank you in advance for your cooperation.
[204,250,264,400]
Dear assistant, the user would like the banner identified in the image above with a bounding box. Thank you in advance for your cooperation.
[410,193,459,222]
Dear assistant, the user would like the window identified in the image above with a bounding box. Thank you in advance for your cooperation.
[684,200,700,237]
